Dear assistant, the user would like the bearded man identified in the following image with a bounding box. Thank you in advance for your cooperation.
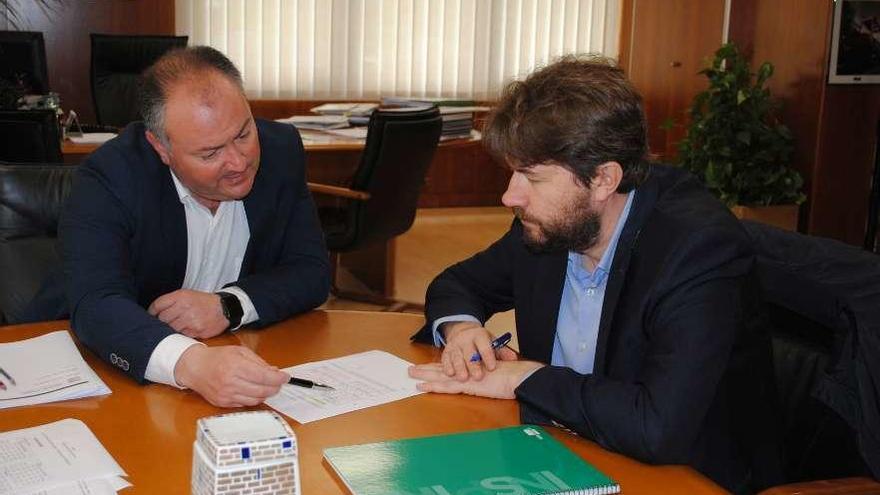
[409,56,781,494]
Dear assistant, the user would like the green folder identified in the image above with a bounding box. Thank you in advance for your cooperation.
[323,425,620,495]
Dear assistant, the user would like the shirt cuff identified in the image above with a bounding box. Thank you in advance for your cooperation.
[145,333,203,389]
[431,314,481,347]
[218,286,259,330]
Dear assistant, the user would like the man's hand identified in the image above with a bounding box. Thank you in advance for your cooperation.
[441,321,519,381]
[408,360,544,399]
[174,345,289,407]
[148,289,229,339]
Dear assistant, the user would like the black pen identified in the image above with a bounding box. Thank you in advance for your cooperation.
[287,376,334,390]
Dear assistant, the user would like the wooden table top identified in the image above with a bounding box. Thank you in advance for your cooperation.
[0,310,725,494]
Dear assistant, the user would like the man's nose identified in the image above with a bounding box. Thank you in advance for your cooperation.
[225,142,248,171]
[501,172,527,208]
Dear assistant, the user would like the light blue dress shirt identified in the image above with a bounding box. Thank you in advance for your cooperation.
[433,191,635,376]
[551,191,634,373]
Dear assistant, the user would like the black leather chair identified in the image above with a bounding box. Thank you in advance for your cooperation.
[0,110,62,163]
[90,33,188,128]
[0,30,49,96]
[308,106,442,306]
[0,163,75,325]
[742,221,880,494]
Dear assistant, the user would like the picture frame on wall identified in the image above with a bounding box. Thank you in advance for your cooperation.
[829,0,880,83]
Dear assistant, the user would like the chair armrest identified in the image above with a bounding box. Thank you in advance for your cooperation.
[759,477,880,495]
[307,182,370,201]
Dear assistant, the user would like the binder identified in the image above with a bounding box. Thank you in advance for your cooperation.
[324,425,620,495]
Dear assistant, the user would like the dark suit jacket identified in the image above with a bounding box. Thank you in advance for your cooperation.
[44,119,329,383]
[413,165,779,493]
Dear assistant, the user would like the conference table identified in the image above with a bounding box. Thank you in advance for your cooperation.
[0,310,726,494]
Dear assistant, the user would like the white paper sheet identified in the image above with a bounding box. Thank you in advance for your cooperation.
[69,133,116,144]
[264,350,424,424]
[0,419,128,495]
[0,331,111,409]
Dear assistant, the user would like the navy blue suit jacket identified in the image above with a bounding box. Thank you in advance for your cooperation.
[412,165,779,493]
[57,119,330,383]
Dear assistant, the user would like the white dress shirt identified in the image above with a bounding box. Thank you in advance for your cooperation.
[144,171,259,388]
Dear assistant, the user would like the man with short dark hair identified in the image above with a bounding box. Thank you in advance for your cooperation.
[409,56,779,493]
[30,46,330,407]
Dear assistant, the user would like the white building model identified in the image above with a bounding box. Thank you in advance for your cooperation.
[192,410,301,495]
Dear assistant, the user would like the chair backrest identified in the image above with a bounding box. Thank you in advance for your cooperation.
[0,30,49,94]
[0,163,75,324]
[742,220,880,483]
[0,109,62,163]
[90,33,188,127]
[341,106,442,250]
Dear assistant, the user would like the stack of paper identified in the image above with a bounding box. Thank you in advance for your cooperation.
[265,350,423,424]
[68,132,117,145]
[310,102,377,116]
[0,331,111,409]
[276,115,350,130]
[0,419,130,495]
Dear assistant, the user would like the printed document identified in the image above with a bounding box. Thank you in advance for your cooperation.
[265,350,423,424]
[0,418,128,495]
[0,330,111,409]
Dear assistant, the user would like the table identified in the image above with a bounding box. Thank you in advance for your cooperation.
[0,310,724,494]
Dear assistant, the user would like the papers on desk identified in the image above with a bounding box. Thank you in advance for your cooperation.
[310,102,377,116]
[68,132,117,144]
[0,419,130,495]
[264,350,424,424]
[276,114,350,130]
[0,330,111,409]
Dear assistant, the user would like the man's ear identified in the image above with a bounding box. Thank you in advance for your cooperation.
[590,161,623,201]
[145,130,172,166]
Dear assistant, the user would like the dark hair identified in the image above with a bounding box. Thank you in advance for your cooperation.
[139,46,244,144]
[483,54,649,192]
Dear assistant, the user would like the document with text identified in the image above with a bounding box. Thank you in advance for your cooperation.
[265,350,424,424]
[0,418,128,495]
[0,330,111,410]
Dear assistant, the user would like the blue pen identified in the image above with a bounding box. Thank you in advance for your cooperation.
[470,332,513,362]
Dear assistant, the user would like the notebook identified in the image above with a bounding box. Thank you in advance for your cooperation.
[323,425,620,495]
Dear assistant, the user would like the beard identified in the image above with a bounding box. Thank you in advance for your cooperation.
[514,201,601,254]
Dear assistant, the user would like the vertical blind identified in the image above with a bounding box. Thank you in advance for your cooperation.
[176,0,621,100]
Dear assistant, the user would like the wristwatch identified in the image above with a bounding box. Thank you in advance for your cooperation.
[217,291,243,330]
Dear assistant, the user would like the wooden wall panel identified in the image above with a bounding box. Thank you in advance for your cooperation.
[9,0,175,123]
[813,87,880,245]
[729,0,880,244]
[622,0,726,161]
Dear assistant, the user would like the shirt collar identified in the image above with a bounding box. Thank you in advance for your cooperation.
[568,190,636,282]
[169,169,192,203]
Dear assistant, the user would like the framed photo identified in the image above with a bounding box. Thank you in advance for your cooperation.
[829,0,880,84]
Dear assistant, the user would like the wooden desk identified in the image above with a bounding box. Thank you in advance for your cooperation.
[0,310,724,494]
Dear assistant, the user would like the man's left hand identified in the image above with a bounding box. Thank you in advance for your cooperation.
[408,360,544,399]
[148,289,229,339]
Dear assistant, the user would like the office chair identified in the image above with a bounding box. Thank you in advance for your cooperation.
[0,162,75,325]
[307,106,442,308]
[90,33,188,128]
[0,110,62,163]
[741,221,880,495]
[0,30,49,96]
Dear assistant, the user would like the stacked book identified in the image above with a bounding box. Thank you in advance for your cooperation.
[381,97,490,141]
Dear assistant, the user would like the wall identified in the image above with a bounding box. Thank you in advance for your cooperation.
[729,0,879,245]
[2,0,175,123]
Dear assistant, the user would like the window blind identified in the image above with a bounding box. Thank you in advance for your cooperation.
[176,0,621,99]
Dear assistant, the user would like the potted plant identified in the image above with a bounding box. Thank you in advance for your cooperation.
[677,42,805,231]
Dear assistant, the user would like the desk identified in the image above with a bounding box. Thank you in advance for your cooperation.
[0,310,724,494]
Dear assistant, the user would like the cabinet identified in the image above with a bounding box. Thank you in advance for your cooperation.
[619,0,727,161]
